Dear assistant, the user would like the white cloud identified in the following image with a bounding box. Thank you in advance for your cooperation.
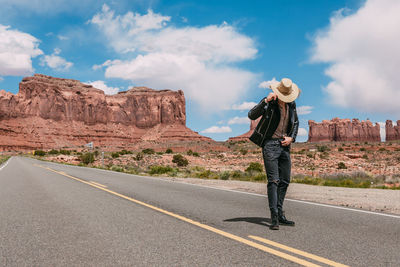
[311,0,400,115]
[40,48,73,71]
[231,101,257,111]
[228,116,250,125]
[85,80,119,95]
[297,128,308,137]
[201,126,232,134]
[0,24,43,76]
[90,5,258,112]
[258,78,277,89]
[297,105,313,115]
[57,35,68,40]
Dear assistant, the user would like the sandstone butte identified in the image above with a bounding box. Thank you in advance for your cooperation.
[386,120,400,141]
[0,74,213,151]
[308,118,381,142]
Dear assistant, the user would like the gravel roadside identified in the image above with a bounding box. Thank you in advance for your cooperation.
[160,176,400,215]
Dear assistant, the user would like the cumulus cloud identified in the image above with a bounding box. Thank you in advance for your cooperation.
[228,116,250,125]
[201,126,232,134]
[231,101,257,111]
[297,105,313,115]
[311,0,400,115]
[0,24,43,76]
[297,128,308,137]
[84,80,119,95]
[40,48,73,70]
[258,78,277,89]
[90,4,258,112]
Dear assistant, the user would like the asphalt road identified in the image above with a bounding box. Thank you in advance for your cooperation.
[0,157,399,266]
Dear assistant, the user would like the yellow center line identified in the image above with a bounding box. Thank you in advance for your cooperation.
[35,164,338,267]
[90,181,107,188]
[249,235,349,267]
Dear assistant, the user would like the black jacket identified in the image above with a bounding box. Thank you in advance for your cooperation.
[248,98,299,147]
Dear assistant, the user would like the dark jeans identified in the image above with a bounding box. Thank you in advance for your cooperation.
[262,139,291,215]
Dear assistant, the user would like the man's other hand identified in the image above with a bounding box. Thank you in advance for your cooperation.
[281,136,293,146]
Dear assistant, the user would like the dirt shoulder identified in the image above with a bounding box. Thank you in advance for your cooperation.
[158,176,400,215]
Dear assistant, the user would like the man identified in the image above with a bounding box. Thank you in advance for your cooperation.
[248,78,299,230]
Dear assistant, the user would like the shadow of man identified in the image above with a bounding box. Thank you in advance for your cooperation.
[224,217,272,227]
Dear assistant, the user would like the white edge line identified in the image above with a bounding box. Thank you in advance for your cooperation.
[28,157,400,219]
[0,156,12,171]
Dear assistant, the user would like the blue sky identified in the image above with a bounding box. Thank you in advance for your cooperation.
[1,0,399,142]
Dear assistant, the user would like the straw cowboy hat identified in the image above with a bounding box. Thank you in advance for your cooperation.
[270,78,300,103]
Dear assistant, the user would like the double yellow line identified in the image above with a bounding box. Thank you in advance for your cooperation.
[35,164,348,267]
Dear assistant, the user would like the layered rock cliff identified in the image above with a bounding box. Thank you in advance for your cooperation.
[0,74,211,151]
[308,118,381,142]
[386,120,400,141]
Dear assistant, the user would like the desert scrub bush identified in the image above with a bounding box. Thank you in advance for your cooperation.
[245,162,263,173]
[379,148,387,152]
[80,152,95,165]
[149,165,174,175]
[192,152,200,157]
[316,145,329,152]
[172,154,189,167]
[338,147,344,152]
[187,149,194,156]
[48,149,59,155]
[135,152,144,161]
[306,153,315,159]
[360,147,366,151]
[0,156,10,165]
[119,149,132,155]
[111,152,120,158]
[239,148,248,155]
[292,175,321,185]
[337,162,347,169]
[111,165,124,172]
[219,171,230,180]
[363,154,368,159]
[58,149,71,155]
[142,148,155,154]
[197,169,212,178]
[252,173,266,181]
[165,148,173,154]
[34,150,46,156]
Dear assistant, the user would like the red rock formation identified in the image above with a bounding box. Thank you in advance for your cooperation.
[228,117,260,142]
[308,118,381,142]
[386,120,400,141]
[0,74,212,151]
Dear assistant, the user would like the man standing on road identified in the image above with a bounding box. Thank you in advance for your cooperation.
[248,78,299,230]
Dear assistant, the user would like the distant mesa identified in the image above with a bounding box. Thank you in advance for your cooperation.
[0,74,213,151]
[386,120,400,141]
[308,118,381,143]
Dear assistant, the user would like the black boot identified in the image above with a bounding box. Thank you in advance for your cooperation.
[278,210,295,226]
[270,211,279,230]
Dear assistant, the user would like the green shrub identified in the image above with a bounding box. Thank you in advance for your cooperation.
[231,170,243,179]
[338,147,344,152]
[34,150,46,156]
[253,173,266,181]
[362,154,368,159]
[80,152,95,165]
[239,148,248,155]
[59,149,71,155]
[219,171,230,180]
[187,149,194,156]
[192,152,200,157]
[135,152,144,161]
[245,162,263,173]
[149,165,173,174]
[317,145,329,152]
[48,149,59,155]
[120,149,132,155]
[360,147,366,151]
[172,154,189,167]
[379,148,386,152]
[142,148,155,154]
[111,152,120,158]
[320,152,329,159]
[337,162,347,169]
[111,165,123,172]
[165,148,173,154]
[197,169,212,178]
